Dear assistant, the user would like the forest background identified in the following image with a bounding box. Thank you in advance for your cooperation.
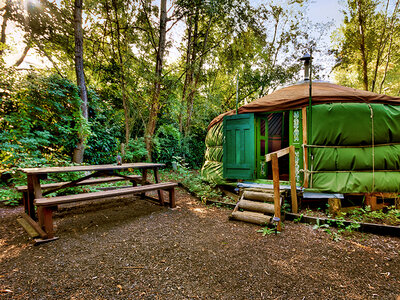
[0,0,399,201]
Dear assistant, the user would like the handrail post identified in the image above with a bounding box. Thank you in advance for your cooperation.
[289,145,298,213]
[271,153,281,231]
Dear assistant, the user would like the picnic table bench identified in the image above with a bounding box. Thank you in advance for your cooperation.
[17,163,177,241]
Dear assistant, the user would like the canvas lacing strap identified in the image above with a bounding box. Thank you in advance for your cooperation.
[367,104,375,192]
[305,142,400,148]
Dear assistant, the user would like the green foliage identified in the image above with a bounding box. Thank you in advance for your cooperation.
[153,124,181,165]
[257,226,280,236]
[123,138,148,163]
[293,213,304,223]
[344,205,400,226]
[312,218,330,230]
[84,90,124,165]
[331,0,400,95]
[0,188,20,206]
[165,159,222,203]
[0,74,81,170]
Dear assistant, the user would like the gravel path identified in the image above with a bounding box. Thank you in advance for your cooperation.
[1,189,399,299]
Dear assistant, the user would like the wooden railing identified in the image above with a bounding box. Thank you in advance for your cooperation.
[265,145,298,231]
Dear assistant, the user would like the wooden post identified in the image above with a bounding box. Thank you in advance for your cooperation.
[302,107,309,188]
[365,194,377,211]
[41,207,54,239]
[271,153,281,231]
[289,145,298,213]
[140,168,147,198]
[169,188,176,208]
[21,213,48,239]
[328,198,341,217]
[27,174,42,220]
[153,168,165,206]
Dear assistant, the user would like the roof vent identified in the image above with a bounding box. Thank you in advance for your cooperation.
[300,53,312,81]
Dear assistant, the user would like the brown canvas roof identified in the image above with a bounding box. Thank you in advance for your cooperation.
[208,81,400,129]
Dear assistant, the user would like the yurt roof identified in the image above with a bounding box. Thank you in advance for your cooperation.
[208,81,400,130]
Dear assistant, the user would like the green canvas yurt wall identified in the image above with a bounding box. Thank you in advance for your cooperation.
[201,122,224,184]
[309,103,400,193]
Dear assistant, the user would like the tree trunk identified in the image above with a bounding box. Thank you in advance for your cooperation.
[185,16,212,135]
[0,1,10,56]
[111,0,130,146]
[13,44,30,67]
[357,0,369,91]
[371,0,389,92]
[178,18,193,133]
[73,0,89,163]
[379,0,399,93]
[144,0,167,161]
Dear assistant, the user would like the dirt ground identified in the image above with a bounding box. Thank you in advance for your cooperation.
[1,189,399,300]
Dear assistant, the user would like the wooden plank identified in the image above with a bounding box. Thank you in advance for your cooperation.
[271,153,281,231]
[35,182,178,206]
[16,175,142,192]
[289,145,298,213]
[153,168,165,205]
[42,171,104,196]
[21,213,47,238]
[17,217,40,238]
[302,107,309,188]
[19,163,165,175]
[265,147,290,162]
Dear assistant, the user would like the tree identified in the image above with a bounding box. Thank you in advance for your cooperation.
[332,0,400,94]
[72,0,89,163]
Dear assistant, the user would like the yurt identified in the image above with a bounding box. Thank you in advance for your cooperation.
[201,81,400,209]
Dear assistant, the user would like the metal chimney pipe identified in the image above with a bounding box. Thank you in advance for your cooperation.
[300,53,311,81]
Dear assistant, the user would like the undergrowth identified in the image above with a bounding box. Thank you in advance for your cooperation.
[160,156,230,204]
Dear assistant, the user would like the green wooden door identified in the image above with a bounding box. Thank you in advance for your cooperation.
[223,114,255,179]
[256,116,268,178]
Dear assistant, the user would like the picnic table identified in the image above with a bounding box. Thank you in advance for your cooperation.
[18,163,177,240]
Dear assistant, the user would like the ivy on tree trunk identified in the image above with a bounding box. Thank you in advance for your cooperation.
[73,0,88,163]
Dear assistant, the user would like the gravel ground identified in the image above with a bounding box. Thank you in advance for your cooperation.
[1,188,399,299]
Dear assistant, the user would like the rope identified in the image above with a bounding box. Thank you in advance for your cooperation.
[304,142,400,148]
[301,169,400,174]
[367,104,375,192]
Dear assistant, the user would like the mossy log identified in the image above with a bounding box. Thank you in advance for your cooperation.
[238,200,275,214]
[243,191,274,202]
[231,211,271,225]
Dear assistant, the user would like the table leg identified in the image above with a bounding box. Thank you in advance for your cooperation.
[38,206,54,239]
[169,188,176,208]
[26,174,42,220]
[153,168,165,206]
[140,169,147,198]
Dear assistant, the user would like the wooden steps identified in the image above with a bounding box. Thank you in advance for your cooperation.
[231,211,271,225]
[230,188,283,226]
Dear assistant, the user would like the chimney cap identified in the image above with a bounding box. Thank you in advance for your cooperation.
[300,53,312,61]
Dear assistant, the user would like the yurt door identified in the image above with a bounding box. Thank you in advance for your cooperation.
[223,113,255,179]
[256,116,268,179]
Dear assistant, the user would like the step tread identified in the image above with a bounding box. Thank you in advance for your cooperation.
[231,210,272,225]
[238,199,275,214]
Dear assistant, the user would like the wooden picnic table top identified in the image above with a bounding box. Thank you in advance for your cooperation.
[18,163,165,175]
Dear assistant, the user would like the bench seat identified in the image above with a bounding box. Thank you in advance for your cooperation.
[16,175,142,192]
[36,182,178,238]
